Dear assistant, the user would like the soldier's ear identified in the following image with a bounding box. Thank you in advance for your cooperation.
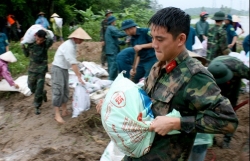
[176,33,186,46]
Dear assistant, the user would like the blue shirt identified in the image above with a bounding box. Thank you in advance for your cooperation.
[0,33,9,55]
[185,27,196,51]
[35,16,50,29]
[224,24,237,45]
[243,34,249,54]
[105,25,127,55]
[130,28,156,61]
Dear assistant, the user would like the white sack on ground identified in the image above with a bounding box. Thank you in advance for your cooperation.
[72,83,90,118]
[80,61,109,77]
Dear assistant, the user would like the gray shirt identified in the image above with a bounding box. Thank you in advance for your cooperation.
[52,39,78,69]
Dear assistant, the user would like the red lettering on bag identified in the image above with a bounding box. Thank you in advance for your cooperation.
[110,91,126,108]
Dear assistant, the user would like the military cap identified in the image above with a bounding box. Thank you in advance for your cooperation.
[200,12,209,18]
[211,11,226,20]
[105,9,113,16]
[225,14,233,21]
[207,62,233,84]
[121,19,137,30]
[107,16,116,25]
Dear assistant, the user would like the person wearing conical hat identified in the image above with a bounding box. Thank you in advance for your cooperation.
[22,30,53,115]
[231,15,244,52]
[50,13,63,42]
[35,11,50,29]
[51,27,91,123]
[0,51,19,89]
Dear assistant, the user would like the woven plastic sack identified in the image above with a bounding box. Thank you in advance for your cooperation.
[72,83,90,118]
[101,72,155,158]
[21,25,54,44]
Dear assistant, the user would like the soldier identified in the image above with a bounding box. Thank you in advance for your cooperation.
[96,7,238,161]
[52,27,91,123]
[120,19,157,83]
[100,9,113,67]
[22,30,53,115]
[223,14,238,51]
[195,11,209,42]
[207,11,231,61]
[104,16,127,80]
[207,55,250,148]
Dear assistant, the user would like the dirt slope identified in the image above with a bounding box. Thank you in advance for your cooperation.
[0,42,249,161]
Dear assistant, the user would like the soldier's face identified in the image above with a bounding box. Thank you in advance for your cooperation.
[150,25,186,62]
[35,36,45,45]
[124,27,136,36]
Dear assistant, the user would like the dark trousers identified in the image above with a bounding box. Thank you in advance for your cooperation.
[28,71,46,108]
[9,23,19,41]
[101,46,107,65]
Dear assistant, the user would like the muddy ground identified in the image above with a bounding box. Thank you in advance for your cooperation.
[0,42,249,161]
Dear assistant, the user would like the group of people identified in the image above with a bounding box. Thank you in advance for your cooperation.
[0,11,63,43]
[0,6,249,161]
[96,7,249,161]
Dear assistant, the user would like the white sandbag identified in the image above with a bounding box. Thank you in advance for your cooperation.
[21,25,54,44]
[94,80,113,89]
[0,79,19,91]
[46,30,54,39]
[84,82,101,93]
[81,62,109,77]
[15,75,32,96]
[100,141,125,161]
[72,83,90,118]
[192,36,203,50]
[101,72,155,158]
[0,51,17,63]
[54,17,63,28]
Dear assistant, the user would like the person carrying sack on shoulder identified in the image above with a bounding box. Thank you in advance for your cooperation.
[50,13,63,42]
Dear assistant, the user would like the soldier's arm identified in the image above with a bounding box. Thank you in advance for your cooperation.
[22,44,30,57]
[181,73,238,134]
[219,30,231,55]
[110,27,127,38]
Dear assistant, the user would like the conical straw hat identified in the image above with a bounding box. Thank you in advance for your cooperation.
[51,13,60,17]
[0,51,17,63]
[68,27,92,40]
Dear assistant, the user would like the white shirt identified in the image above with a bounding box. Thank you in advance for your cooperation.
[52,39,78,69]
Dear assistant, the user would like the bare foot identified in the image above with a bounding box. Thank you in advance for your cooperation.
[54,115,65,124]
[61,110,71,117]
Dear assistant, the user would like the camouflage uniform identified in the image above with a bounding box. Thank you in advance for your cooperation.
[206,25,231,61]
[209,55,249,147]
[100,18,108,65]
[23,36,53,109]
[123,50,238,161]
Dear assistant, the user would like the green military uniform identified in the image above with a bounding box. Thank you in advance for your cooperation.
[208,55,249,148]
[23,33,53,114]
[124,50,238,161]
[206,11,231,61]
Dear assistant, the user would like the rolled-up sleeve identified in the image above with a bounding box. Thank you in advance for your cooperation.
[63,44,78,65]
[181,73,238,134]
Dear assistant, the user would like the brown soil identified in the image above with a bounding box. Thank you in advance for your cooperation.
[0,42,249,161]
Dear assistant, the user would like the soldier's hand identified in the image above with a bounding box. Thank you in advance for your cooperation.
[134,45,143,52]
[96,99,104,114]
[130,69,136,76]
[228,44,233,48]
[149,116,181,136]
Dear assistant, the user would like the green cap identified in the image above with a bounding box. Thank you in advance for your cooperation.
[207,62,233,84]
[211,11,226,20]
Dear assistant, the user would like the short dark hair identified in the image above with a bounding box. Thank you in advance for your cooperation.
[35,30,47,38]
[215,20,223,23]
[148,7,190,40]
